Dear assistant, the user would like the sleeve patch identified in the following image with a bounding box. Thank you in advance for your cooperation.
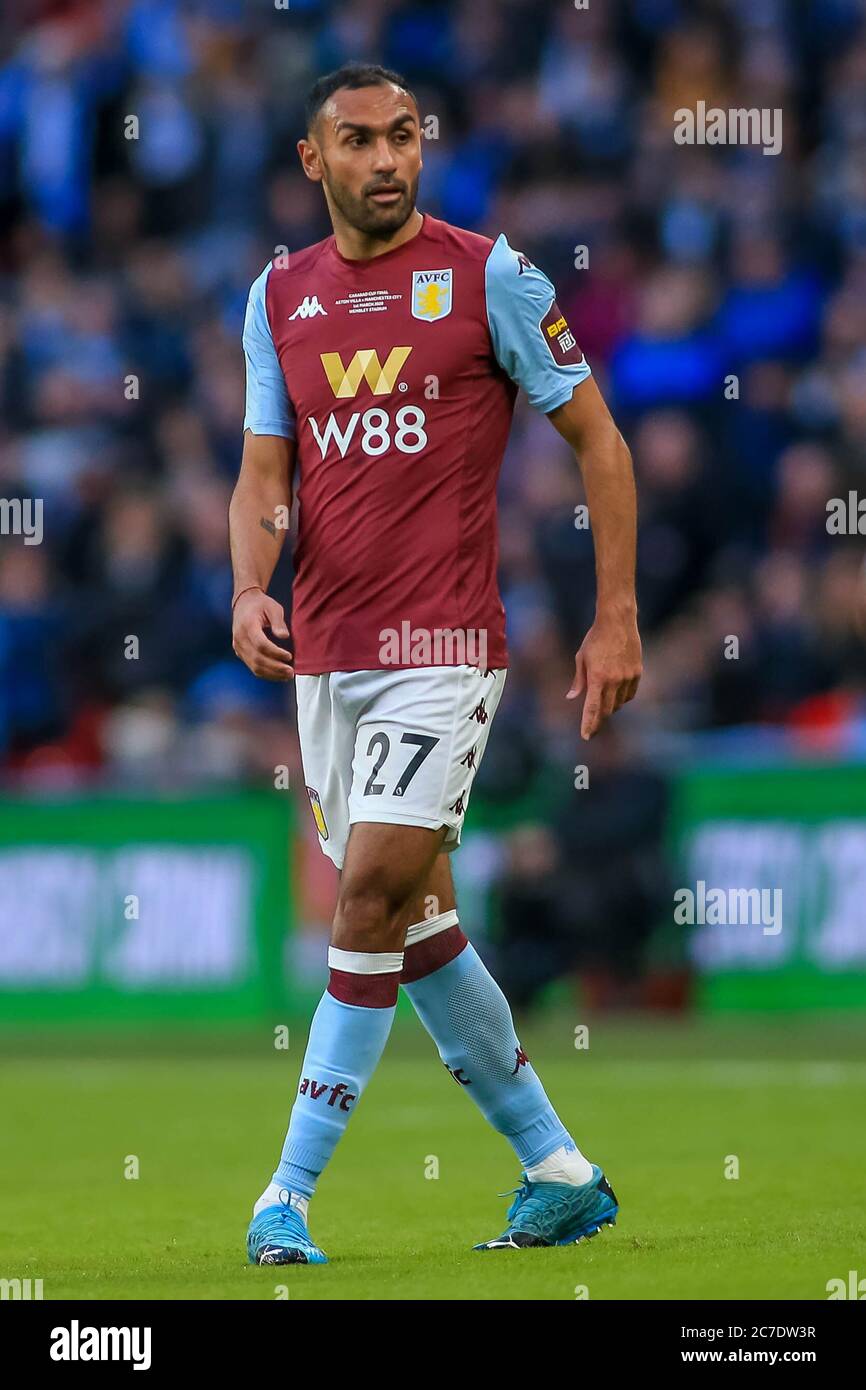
[484,232,591,412]
[540,301,583,366]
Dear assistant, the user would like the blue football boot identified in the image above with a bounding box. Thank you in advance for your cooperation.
[247,1191,328,1266]
[474,1164,618,1250]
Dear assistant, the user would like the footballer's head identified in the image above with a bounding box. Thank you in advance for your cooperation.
[299,63,421,239]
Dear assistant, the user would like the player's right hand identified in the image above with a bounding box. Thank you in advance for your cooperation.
[232,589,294,681]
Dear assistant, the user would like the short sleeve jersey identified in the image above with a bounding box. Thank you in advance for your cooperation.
[242,214,590,673]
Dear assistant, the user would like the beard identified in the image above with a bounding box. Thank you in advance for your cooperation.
[323,166,420,239]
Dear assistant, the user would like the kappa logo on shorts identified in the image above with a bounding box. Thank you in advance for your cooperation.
[306,786,329,840]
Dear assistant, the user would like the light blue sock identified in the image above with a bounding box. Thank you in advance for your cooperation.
[273,955,399,1197]
[402,926,572,1168]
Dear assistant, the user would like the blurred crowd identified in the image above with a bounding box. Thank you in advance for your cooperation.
[2,0,866,800]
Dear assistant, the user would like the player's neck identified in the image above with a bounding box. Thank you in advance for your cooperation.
[332,209,424,262]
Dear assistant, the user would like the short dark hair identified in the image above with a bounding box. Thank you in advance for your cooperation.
[305,62,414,133]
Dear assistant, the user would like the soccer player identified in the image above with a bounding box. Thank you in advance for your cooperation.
[230,63,641,1263]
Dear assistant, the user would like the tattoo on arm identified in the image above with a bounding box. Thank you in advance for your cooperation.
[259,515,277,538]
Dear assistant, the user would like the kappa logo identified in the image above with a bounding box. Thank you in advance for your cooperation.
[412,268,453,321]
[299,1078,356,1111]
[320,346,412,398]
[289,295,327,320]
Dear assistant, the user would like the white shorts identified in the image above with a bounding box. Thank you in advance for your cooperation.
[295,665,506,869]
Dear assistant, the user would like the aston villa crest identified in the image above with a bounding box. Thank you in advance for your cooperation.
[411,268,453,321]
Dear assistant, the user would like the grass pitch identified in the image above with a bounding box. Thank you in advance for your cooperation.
[2,1014,865,1301]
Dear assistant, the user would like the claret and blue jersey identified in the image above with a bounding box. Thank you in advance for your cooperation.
[242,213,591,675]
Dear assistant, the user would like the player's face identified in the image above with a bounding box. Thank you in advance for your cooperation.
[302,84,422,238]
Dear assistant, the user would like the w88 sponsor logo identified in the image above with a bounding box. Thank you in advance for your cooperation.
[308,406,427,460]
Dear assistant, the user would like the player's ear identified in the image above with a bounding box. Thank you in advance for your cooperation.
[297,139,323,183]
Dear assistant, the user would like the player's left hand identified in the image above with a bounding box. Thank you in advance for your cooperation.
[567,613,642,741]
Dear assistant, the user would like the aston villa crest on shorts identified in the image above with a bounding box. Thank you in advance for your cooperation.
[411,269,453,321]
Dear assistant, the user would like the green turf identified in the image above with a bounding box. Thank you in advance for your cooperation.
[2,1016,865,1300]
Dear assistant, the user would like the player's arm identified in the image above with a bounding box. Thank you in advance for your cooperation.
[229,431,295,681]
[485,235,641,739]
[548,378,641,740]
[231,262,297,682]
